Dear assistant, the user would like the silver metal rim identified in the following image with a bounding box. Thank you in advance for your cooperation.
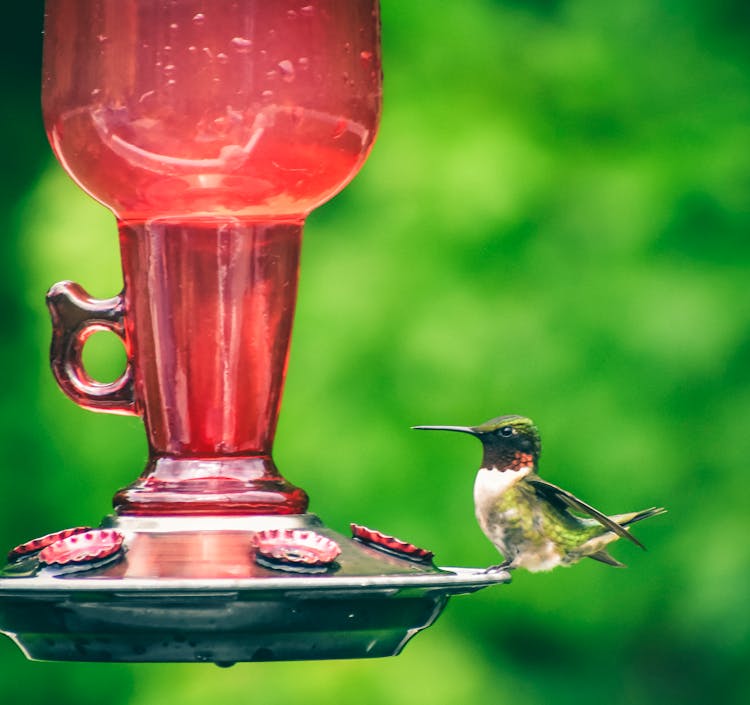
[0,566,510,594]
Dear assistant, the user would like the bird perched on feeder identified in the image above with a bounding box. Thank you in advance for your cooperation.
[414,415,665,572]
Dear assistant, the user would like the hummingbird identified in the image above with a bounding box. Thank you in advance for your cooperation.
[414,414,665,572]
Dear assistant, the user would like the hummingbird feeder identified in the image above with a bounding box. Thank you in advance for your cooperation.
[0,0,509,664]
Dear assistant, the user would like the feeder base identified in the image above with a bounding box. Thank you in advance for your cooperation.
[0,514,510,663]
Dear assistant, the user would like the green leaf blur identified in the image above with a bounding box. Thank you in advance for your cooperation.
[0,1,747,704]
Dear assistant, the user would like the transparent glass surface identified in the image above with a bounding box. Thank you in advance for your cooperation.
[42,0,382,514]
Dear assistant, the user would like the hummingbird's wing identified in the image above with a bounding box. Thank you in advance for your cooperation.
[527,477,646,549]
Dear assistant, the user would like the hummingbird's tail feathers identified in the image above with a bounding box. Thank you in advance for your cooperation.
[610,506,667,527]
[604,507,667,552]
[588,550,626,568]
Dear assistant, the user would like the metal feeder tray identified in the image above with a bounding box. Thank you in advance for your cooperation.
[0,514,510,664]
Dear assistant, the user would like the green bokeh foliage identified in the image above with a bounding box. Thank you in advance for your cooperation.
[0,1,748,703]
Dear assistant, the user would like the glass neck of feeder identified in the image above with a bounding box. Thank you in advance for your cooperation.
[119,217,302,458]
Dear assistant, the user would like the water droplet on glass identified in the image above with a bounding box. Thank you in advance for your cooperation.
[343,42,352,54]
[231,37,252,53]
[202,47,214,59]
[90,88,102,98]
[188,45,198,54]
[298,56,310,69]
[167,79,177,87]
[170,22,179,30]
[97,34,108,43]
[277,59,295,82]
[217,52,229,64]
[164,45,173,52]
[192,12,205,25]
[164,64,176,74]
[261,89,274,102]
[360,50,373,62]
[286,10,298,20]
[300,5,315,17]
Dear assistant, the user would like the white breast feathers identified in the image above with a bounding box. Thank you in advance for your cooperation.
[473,465,531,513]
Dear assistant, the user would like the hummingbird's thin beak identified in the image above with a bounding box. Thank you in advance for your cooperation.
[412,425,478,435]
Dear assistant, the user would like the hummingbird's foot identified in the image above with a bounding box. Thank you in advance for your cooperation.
[484,561,512,574]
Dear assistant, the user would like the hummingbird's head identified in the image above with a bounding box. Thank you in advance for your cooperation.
[414,414,541,472]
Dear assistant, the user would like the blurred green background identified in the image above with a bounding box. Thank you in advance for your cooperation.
[1,1,748,703]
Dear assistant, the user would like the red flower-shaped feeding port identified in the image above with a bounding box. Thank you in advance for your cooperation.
[8,527,93,562]
[350,523,434,564]
[253,529,340,573]
[38,529,124,568]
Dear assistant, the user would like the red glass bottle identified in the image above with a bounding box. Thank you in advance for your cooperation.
[42,0,382,514]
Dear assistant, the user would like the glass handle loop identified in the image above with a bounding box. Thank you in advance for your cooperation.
[46,280,137,416]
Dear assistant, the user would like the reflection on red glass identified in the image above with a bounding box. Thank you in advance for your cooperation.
[43,0,381,219]
[112,220,309,515]
[42,0,382,515]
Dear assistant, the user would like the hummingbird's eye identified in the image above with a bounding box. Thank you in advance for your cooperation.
[499,426,514,438]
